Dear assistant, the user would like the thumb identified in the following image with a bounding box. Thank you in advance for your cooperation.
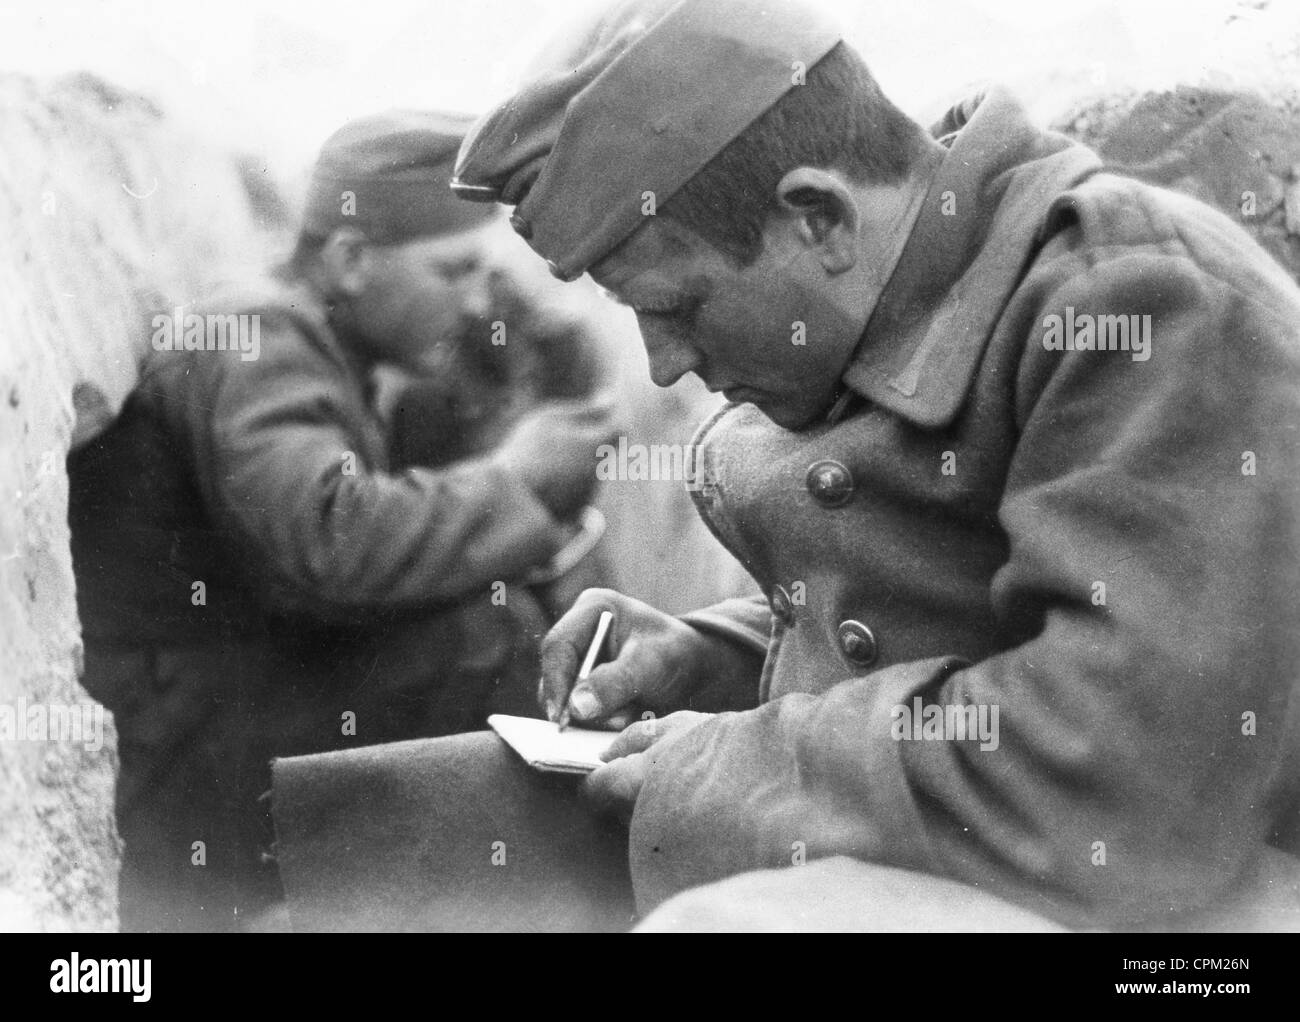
[566,657,641,723]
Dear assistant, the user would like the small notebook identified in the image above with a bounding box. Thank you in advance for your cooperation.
[488,714,617,775]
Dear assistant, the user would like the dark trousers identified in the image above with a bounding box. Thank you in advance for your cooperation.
[91,642,284,933]
[115,734,282,932]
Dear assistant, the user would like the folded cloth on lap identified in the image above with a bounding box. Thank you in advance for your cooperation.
[270,730,636,932]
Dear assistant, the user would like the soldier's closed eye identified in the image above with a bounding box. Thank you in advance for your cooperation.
[605,289,701,323]
[640,295,703,326]
[432,256,482,279]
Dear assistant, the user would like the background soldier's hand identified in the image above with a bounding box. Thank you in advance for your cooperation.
[539,588,751,727]
[495,397,619,521]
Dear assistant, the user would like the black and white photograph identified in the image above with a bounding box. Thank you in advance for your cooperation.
[1,0,1298,983]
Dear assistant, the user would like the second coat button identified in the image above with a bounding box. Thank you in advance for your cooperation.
[806,459,854,507]
[836,620,878,667]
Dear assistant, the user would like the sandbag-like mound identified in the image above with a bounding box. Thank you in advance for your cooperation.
[1056,86,1300,281]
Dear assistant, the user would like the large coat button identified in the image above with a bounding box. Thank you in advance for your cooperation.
[806,459,854,507]
[837,620,878,667]
[769,584,795,625]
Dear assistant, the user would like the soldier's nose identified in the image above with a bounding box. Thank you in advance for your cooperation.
[639,322,699,388]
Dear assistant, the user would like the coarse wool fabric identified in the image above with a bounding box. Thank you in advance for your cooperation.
[303,110,496,243]
[641,86,1300,929]
[452,0,841,279]
[271,732,635,932]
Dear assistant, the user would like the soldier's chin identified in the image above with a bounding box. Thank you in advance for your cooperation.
[752,394,821,431]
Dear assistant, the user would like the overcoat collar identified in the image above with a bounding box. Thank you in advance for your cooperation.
[838,87,1101,429]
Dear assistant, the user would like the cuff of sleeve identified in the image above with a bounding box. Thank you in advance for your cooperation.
[475,457,574,560]
[679,599,771,656]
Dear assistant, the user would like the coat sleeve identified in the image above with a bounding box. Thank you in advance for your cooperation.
[177,316,572,618]
[679,594,771,656]
[628,250,1300,927]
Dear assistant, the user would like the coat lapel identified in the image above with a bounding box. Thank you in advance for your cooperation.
[839,87,1102,430]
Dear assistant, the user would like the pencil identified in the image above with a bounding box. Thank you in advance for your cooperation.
[558,609,614,731]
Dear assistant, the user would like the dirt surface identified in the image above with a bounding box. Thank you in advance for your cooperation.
[1056,86,1300,281]
[0,71,278,931]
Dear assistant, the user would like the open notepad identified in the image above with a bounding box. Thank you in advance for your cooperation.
[488,714,617,775]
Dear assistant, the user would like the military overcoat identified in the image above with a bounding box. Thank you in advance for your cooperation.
[631,88,1300,928]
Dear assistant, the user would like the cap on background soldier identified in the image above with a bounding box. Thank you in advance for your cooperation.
[300,111,622,617]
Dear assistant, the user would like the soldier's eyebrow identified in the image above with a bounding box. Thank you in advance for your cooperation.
[603,275,713,316]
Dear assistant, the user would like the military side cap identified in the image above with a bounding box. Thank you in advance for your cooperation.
[452,0,842,280]
[303,110,497,244]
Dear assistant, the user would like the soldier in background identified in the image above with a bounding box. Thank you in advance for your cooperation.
[68,111,618,932]
[382,215,616,621]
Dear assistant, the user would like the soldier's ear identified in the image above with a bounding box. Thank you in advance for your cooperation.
[772,167,859,275]
[319,227,374,297]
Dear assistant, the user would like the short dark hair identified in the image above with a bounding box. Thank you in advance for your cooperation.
[659,43,932,265]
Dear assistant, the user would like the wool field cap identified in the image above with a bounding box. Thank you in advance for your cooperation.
[303,110,497,244]
[452,0,843,281]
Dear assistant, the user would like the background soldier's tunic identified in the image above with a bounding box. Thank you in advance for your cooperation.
[384,261,616,619]
[69,277,579,930]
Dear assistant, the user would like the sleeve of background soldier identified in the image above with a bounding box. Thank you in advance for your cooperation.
[184,315,572,617]
[627,249,1300,928]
